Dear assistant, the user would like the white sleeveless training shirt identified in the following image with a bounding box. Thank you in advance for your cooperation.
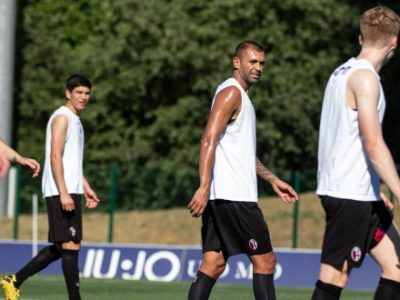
[209,78,258,202]
[316,58,385,201]
[42,106,85,197]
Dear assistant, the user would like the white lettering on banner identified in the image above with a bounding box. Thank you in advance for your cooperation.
[187,260,200,277]
[235,262,252,279]
[81,249,120,278]
[93,249,121,278]
[122,250,147,280]
[231,262,283,280]
[82,249,96,277]
[80,248,283,283]
[274,263,282,280]
[81,249,181,281]
[144,251,181,281]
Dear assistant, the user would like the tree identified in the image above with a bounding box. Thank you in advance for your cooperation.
[16,0,392,209]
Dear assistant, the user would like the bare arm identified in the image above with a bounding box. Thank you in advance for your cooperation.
[50,115,75,211]
[187,86,241,217]
[83,176,100,209]
[0,138,40,177]
[256,157,298,203]
[0,151,10,178]
[256,157,278,183]
[349,69,400,202]
[0,138,20,162]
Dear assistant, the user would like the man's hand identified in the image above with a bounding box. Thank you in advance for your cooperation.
[16,156,41,178]
[60,193,75,212]
[187,187,209,218]
[84,187,100,209]
[381,191,394,210]
[271,179,299,203]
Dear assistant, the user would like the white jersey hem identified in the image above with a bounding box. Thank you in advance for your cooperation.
[316,190,380,202]
[209,197,258,202]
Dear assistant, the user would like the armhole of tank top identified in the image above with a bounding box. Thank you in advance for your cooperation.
[228,83,244,125]
[213,80,243,125]
[346,66,378,112]
[54,111,71,138]
[344,68,359,112]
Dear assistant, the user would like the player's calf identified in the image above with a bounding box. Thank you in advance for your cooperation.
[188,271,216,300]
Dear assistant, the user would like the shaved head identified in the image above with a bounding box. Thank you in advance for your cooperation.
[234,41,264,59]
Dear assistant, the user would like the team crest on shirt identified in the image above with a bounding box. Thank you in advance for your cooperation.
[249,239,258,251]
[69,226,76,237]
[350,246,362,262]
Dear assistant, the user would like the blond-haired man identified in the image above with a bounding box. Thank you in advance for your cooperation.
[313,6,400,300]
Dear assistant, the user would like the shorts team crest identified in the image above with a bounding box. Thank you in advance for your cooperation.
[249,239,258,251]
[350,246,362,262]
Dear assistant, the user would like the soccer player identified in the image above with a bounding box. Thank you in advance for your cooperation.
[0,138,40,178]
[0,75,100,300]
[312,6,400,300]
[187,41,298,300]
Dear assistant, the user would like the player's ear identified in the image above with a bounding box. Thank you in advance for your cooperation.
[65,89,71,100]
[232,56,240,70]
[358,34,363,46]
[390,35,398,50]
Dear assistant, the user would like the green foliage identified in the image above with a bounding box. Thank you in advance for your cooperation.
[15,0,394,210]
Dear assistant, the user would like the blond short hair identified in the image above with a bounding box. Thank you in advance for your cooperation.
[360,6,400,45]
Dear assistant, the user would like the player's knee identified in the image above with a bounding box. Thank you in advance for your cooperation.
[335,275,348,288]
[252,253,276,274]
[320,271,349,288]
[267,253,277,267]
[203,262,226,278]
[264,253,276,272]
[62,241,81,251]
[381,265,400,281]
[265,255,276,274]
[200,258,226,278]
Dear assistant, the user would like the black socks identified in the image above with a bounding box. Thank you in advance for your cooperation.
[188,271,216,300]
[253,273,276,300]
[61,249,81,300]
[188,272,276,300]
[312,277,400,300]
[14,245,81,300]
[15,245,62,288]
[374,277,400,300]
[311,280,342,300]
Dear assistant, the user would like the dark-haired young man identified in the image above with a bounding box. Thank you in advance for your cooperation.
[1,75,100,300]
[187,41,298,300]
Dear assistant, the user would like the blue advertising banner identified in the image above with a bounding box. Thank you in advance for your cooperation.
[0,241,379,290]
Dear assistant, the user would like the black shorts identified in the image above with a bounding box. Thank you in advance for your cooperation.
[201,199,273,257]
[46,194,83,243]
[320,196,392,269]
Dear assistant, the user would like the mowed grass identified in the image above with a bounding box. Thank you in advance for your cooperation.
[0,274,374,300]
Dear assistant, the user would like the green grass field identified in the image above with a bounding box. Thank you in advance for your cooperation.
[1,275,374,300]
